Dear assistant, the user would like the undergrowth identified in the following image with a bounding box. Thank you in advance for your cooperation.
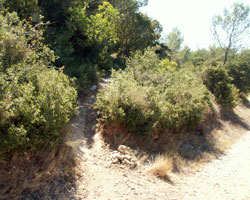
[202,65,239,108]
[0,12,77,159]
[95,47,211,136]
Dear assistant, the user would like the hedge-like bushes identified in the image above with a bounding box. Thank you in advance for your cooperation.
[0,12,77,158]
[95,47,211,135]
[227,50,250,94]
[202,65,239,108]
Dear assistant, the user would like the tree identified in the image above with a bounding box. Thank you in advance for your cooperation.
[116,13,162,56]
[38,0,122,88]
[176,45,191,65]
[166,27,184,53]
[189,49,210,67]
[3,0,162,89]
[211,3,250,65]
[109,0,162,56]
[2,0,39,20]
[165,27,184,65]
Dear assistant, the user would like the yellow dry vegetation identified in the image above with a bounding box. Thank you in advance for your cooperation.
[147,155,173,178]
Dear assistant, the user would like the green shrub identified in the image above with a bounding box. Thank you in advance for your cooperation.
[95,47,211,135]
[95,71,155,134]
[203,65,239,108]
[0,12,77,158]
[227,50,250,94]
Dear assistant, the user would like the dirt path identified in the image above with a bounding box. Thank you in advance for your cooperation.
[67,86,250,200]
[169,131,250,200]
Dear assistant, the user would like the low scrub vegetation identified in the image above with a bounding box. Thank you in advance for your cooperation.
[95,47,211,136]
[0,12,77,159]
[202,65,239,108]
[226,50,250,94]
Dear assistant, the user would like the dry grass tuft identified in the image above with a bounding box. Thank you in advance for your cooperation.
[147,155,173,178]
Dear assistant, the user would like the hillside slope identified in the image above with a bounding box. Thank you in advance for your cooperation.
[0,83,249,200]
[67,83,250,200]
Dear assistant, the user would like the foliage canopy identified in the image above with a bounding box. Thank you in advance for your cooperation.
[211,3,250,64]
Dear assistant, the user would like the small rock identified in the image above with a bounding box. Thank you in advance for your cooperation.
[111,159,119,164]
[123,159,133,165]
[46,172,51,176]
[124,154,132,161]
[118,149,128,155]
[118,145,131,154]
[123,177,128,182]
[116,154,125,161]
[90,85,97,91]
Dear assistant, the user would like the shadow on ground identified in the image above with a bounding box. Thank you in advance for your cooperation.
[240,95,250,109]
[220,107,249,131]
[68,90,98,149]
[0,142,77,200]
[101,106,225,172]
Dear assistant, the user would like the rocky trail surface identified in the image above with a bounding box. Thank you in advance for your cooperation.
[168,131,250,200]
[67,83,250,200]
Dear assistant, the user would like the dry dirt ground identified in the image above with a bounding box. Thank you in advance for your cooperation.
[66,81,250,200]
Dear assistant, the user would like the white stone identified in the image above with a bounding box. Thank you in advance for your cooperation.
[90,85,97,91]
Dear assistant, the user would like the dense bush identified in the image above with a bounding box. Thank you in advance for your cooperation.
[95,48,211,136]
[202,65,239,108]
[227,50,250,94]
[2,0,39,20]
[0,12,77,158]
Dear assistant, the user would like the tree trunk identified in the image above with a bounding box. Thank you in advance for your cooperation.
[223,47,230,65]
